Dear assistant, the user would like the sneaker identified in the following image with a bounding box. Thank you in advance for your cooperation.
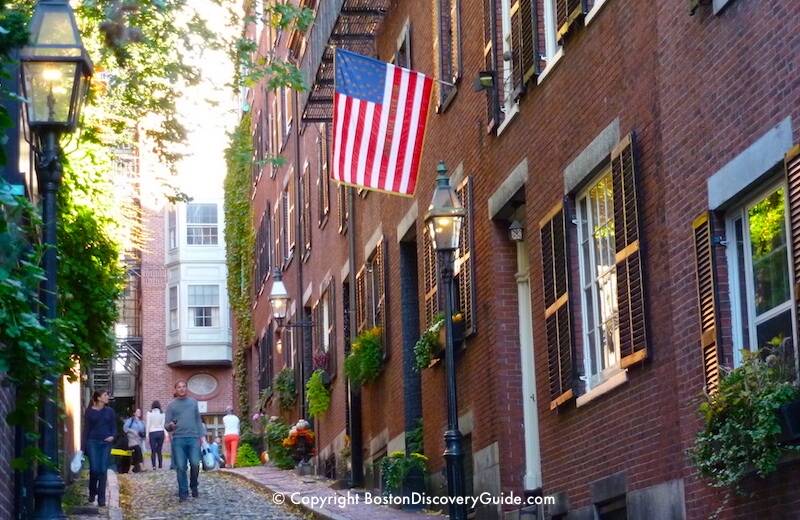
[191,488,198,498]
[88,495,96,504]
[98,502,106,508]
[179,495,188,502]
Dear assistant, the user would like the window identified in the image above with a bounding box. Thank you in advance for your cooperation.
[394,24,411,69]
[337,184,348,234]
[188,285,220,327]
[202,414,224,443]
[259,331,273,393]
[437,0,461,108]
[168,207,177,250]
[255,206,271,291]
[169,286,178,331]
[317,124,330,226]
[186,203,218,245]
[576,170,620,387]
[596,496,627,520]
[499,0,515,115]
[271,97,279,172]
[301,162,311,258]
[288,170,296,255]
[286,86,293,136]
[727,184,795,362]
[280,87,288,147]
[542,0,561,67]
[321,289,331,353]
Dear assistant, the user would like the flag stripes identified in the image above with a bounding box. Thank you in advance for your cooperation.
[333,50,433,196]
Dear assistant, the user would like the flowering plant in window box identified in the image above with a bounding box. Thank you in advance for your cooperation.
[691,340,800,491]
[312,350,332,386]
[344,327,383,385]
[413,313,464,371]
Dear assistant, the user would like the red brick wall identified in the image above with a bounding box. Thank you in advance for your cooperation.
[243,0,800,517]
[658,0,800,517]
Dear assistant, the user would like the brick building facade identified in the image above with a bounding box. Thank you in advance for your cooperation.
[242,0,800,518]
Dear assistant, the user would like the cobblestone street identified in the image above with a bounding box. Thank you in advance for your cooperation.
[118,469,306,519]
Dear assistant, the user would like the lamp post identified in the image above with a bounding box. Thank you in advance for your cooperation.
[19,1,92,518]
[424,162,467,520]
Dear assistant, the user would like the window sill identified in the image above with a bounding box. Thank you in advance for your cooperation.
[576,369,628,408]
[537,48,564,86]
[496,103,520,137]
[584,0,610,26]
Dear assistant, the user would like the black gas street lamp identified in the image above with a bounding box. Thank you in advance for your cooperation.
[424,161,467,520]
[19,1,93,518]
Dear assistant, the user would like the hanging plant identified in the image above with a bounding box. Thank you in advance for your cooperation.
[274,367,297,410]
[344,327,383,386]
[691,342,800,491]
[413,313,464,371]
[306,369,331,418]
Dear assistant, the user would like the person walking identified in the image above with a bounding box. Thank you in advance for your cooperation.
[165,380,205,501]
[146,401,166,469]
[83,390,116,507]
[222,406,240,469]
[123,408,146,473]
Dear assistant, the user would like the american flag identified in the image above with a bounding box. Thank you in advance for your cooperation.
[332,48,433,196]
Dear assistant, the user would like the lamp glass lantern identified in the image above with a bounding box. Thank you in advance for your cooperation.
[269,270,290,325]
[509,220,524,242]
[19,0,93,133]
[425,162,466,252]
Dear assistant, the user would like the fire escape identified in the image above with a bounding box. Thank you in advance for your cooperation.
[89,148,143,399]
[300,0,391,123]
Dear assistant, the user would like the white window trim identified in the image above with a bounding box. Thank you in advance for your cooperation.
[168,285,179,332]
[537,47,564,85]
[187,284,221,329]
[167,208,178,251]
[576,368,628,407]
[726,181,797,367]
[499,0,516,120]
[576,170,620,390]
[584,0,610,26]
[542,0,561,64]
[185,203,219,246]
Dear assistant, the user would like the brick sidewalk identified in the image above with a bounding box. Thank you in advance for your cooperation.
[221,466,443,520]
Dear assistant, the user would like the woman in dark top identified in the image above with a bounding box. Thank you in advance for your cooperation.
[83,390,116,507]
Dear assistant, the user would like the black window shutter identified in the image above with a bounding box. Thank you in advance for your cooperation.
[422,226,440,328]
[784,144,800,365]
[329,281,337,377]
[356,265,367,334]
[539,202,574,409]
[611,133,648,368]
[556,0,584,42]
[692,212,721,395]
[455,176,476,336]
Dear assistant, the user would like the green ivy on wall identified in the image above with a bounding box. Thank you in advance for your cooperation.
[224,113,255,430]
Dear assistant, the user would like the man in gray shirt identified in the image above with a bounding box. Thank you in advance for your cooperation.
[165,380,204,501]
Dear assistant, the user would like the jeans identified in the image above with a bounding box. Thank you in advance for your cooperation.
[149,431,165,468]
[171,437,200,498]
[224,434,239,468]
[86,439,111,505]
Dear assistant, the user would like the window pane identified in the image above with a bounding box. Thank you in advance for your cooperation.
[748,188,790,315]
[756,308,793,350]
[169,287,177,309]
[187,203,218,224]
[188,285,219,306]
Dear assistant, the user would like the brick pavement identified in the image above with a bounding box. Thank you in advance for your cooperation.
[222,466,443,520]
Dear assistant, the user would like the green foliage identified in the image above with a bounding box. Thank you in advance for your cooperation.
[406,418,424,455]
[235,442,263,468]
[0,3,29,166]
[344,327,384,386]
[265,418,294,470]
[239,431,264,454]
[691,345,800,490]
[224,113,255,428]
[275,368,297,411]
[414,314,444,371]
[306,369,331,418]
[378,451,428,494]
[58,150,125,364]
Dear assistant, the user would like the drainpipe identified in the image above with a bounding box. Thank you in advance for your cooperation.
[347,186,364,487]
[293,89,310,421]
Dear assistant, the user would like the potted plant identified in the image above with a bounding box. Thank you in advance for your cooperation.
[378,451,428,507]
[306,369,332,417]
[691,342,800,491]
[283,419,316,475]
[264,417,294,469]
[413,313,465,370]
[344,327,383,386]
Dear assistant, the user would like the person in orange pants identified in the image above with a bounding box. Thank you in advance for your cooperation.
[222,406,240,468]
